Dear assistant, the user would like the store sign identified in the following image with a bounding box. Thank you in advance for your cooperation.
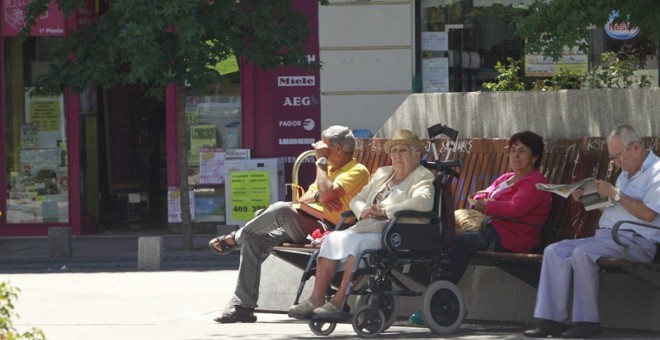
[277,76,316,87]
[278,119,315,131]
[605,10,640,40]
[241,0,320,197]
[3,0,65,37]
[283,96,317,107]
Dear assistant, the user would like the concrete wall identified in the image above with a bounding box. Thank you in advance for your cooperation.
[376,88,660,139]
[319,0,413,134]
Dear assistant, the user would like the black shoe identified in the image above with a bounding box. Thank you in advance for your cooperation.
[561,322,601,338]
[523,319,566,337]
[213,305,257,323]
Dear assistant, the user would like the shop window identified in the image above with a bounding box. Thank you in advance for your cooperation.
[4,37,69,223]
[418,1,658,91]
[418,0,533,92]
[180,82,241,225]
[185,84,242,185]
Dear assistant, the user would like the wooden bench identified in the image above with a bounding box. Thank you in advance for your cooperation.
[459,136,660,288]
[273,136,660,287]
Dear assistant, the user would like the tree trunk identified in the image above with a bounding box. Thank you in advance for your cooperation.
[177,87,194,250]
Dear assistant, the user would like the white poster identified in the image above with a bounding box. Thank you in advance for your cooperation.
[199,148,226,184]
[422,58,450,93]
[167,187,195,223]
[421,32,448,51]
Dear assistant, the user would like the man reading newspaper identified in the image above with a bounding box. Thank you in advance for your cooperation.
[525,124,660,338]
[536,178,611,211]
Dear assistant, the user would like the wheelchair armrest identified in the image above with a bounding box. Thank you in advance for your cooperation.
[332,210,357,231]
[341,210,357,218]
[479,215,551,251]
[393,210,436,219]
[480,215,551,231]
[383,210,438,242]
[611,220,660,249]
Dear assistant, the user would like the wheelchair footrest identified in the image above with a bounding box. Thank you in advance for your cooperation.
[312,311,351,323]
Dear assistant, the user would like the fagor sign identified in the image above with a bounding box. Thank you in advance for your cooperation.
[278,119,315,131]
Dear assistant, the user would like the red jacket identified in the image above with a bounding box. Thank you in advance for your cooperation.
[475,170,552,253]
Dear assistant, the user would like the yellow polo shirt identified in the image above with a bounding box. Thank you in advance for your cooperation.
[307,159,370,225]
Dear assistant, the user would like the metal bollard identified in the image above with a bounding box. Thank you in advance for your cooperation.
[48,227,72,258]
[138,236,163,271]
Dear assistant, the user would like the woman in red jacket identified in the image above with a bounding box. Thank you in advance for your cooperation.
[410,130,551,325]
[449,130,551,280]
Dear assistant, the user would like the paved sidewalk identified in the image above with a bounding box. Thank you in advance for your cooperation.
[0,231,237,273]
[2,232,660,339]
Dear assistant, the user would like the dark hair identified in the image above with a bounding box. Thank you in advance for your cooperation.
[509,131,544,169]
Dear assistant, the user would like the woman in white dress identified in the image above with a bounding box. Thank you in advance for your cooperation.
[288,129,435,319]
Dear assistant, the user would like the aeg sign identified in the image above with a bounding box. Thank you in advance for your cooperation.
[283,96,316,107]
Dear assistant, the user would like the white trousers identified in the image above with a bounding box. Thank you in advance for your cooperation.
[533,228,656,323]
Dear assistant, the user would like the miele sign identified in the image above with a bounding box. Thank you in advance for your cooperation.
[277,76,315,87]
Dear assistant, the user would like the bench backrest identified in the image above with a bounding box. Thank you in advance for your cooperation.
[351,136,660,252]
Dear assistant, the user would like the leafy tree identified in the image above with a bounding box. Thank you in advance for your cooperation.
[1,282,46,340]
[517,0,660,60]
[23,0,323,96]
[21,0,325,249]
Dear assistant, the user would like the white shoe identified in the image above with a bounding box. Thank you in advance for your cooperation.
[288,299,318,319]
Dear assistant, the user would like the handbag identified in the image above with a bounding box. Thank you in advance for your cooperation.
[454,209,485,235]
[345,218,390,234]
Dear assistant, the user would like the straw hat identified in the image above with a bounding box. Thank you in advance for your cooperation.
[383,129,426,153]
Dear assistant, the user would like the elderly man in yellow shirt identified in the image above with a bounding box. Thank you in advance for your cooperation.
[209,125,370,324]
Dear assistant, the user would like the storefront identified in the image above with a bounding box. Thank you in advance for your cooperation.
[1,1,91,235]
[416,0,658,92]
[164,0,320,230]
[1,0,656,236]
[0,0,320,236]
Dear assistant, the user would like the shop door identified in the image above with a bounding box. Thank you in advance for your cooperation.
[95,86,166,230]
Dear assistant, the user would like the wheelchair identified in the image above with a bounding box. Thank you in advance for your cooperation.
[289,124,466,337]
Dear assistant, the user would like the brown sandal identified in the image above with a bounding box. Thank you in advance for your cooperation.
[209,231,238,255]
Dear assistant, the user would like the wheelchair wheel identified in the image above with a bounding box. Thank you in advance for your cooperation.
[355,294,399,331]
[421,280,465,334]
[308,320,336,336]
[351,304,386,338]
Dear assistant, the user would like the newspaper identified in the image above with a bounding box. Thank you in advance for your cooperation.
[536,178,612,211]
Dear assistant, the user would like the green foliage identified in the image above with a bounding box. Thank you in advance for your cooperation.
[529,52,651,91]
[22,0,325,97]
[587,52,652,89]
[1,282,46,340]
[532,68,586,91]
[481,58,526,92]
[517,0,660,60]
[492,52,650,91]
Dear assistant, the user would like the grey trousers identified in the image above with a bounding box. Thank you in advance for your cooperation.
[230,201,322,309]
[533,228,656,323]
